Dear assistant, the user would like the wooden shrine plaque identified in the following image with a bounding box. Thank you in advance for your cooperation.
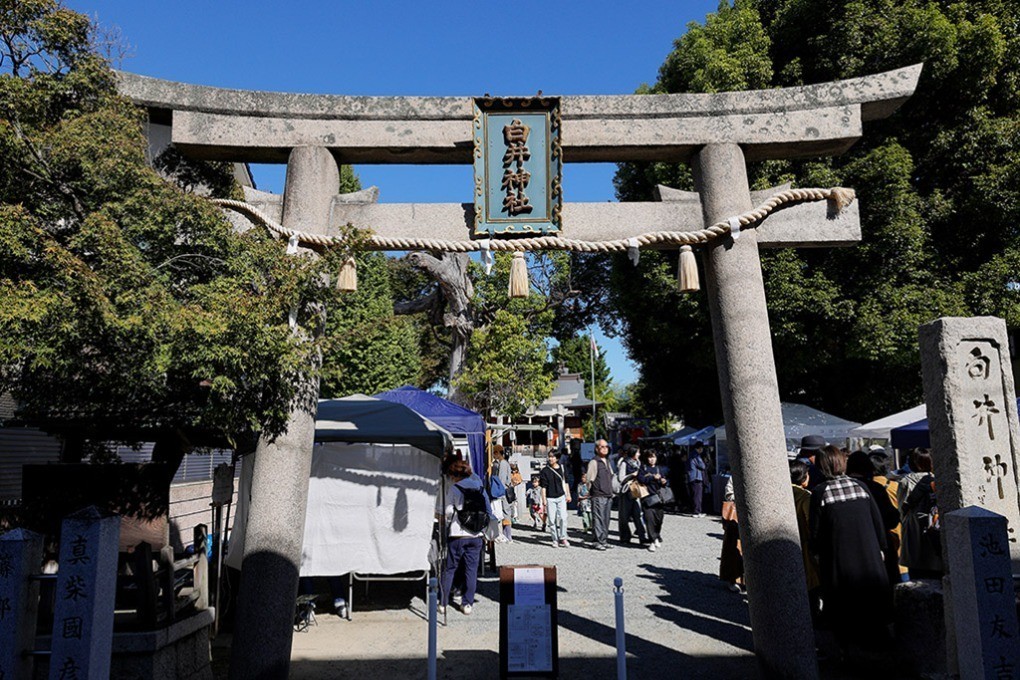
[499,565,558,679]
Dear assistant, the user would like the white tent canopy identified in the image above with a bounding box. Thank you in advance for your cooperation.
[226,396,452,576]
[849,404,926,441]
[715,402,862,451]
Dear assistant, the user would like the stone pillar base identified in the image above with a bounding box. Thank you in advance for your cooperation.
[34,609,214,680]
[893,580,947,678]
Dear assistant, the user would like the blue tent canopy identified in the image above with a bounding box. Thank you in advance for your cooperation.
[890,397,1020,449]
[676,425,715,446]
[374,385,487,474]
[315,395,451,457]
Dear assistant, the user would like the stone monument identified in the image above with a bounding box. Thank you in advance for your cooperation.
[117,64,923,680]
[48,506,120,680]
[919,316,1020,570]
[0,528,44,680]
[943,507,1019,680]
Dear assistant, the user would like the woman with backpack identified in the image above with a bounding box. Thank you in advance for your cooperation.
[440,459,491,615]
[897,449,944,578]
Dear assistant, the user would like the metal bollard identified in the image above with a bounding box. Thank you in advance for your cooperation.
[614,576,626,679]
[428,577,438,680]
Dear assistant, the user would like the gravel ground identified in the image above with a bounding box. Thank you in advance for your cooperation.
[265,507,760,679]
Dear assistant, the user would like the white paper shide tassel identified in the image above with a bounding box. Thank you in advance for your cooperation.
[508,252,529,298]
[677,245,700,293]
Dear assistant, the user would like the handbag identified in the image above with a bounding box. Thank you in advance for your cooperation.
[629,481,649,499]
[656,485,675,506]
[722,500,738,523]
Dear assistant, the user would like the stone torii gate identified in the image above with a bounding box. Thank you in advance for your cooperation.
[119,64,921,679]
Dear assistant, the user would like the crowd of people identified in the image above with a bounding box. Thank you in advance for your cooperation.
[434,439,715,615]
[436,433,943,649]
[720,435,943,662]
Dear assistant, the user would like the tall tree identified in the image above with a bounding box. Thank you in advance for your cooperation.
[454,309,554,420]
[451,252,567,417]
[593,0,1014,424]
[0,1,376,462]
[320,252,423,396]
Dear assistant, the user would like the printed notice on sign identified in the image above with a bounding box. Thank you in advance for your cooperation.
[507,604,553,673]
[513,567,545,606]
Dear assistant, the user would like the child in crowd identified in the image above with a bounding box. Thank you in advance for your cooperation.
[576,473,592,531]
[526,475,546,530]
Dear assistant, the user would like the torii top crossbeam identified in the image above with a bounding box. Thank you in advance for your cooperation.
[117,66,920,251]
[119,66,919,164]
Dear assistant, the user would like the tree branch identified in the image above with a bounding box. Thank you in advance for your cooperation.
[393,289,439,316]
[11,120,87,221]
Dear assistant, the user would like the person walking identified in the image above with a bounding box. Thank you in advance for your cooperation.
[539,450,571,547]
[847,450,902,585]
[616,444,648,545]
[687,441,708,516]
[586,439,615,550]
[789,459,820,620]
[492,445,514,543]
[718,473,743,591]
[638,449,668,552]
[526,476,546,530]
[440,460,490,616]
[809,445,891,656]
[897,449,943,578]
[576,473,593,531]
[868,449,907,583]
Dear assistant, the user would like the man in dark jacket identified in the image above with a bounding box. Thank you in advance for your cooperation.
[585,439,615,550]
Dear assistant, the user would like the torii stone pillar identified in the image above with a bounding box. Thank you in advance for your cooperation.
[229,146,338,680]
[694,144,816,679]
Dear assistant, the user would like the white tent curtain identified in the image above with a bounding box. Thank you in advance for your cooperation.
[226,442,441,576]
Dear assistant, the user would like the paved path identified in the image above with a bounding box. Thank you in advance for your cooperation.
[281,507,758,679]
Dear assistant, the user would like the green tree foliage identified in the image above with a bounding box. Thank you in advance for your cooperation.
[453,253,560,418]
[386,256,451,388]
[0,1,346,443]
[595,0,1015,424]
[320,252,423,396]
[455,309,554,420]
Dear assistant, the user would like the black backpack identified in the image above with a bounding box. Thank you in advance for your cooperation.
[909,474,941,551]
[455,484,489,533]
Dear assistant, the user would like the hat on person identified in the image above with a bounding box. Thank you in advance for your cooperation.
[799,434,826,451]
[868,444,887,454]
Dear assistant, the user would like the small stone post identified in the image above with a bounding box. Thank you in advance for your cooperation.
[229,145,339,680]
[918,317,1020,570]
[693,143,818,679]
[0,528,44,680]
[193,524,209,611]
[943,507,1019,680]
[48,506,120,680]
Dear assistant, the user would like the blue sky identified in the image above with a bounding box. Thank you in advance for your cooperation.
[68,0,721,387]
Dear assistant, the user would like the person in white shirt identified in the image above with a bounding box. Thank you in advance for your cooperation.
[440,459,490,615]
